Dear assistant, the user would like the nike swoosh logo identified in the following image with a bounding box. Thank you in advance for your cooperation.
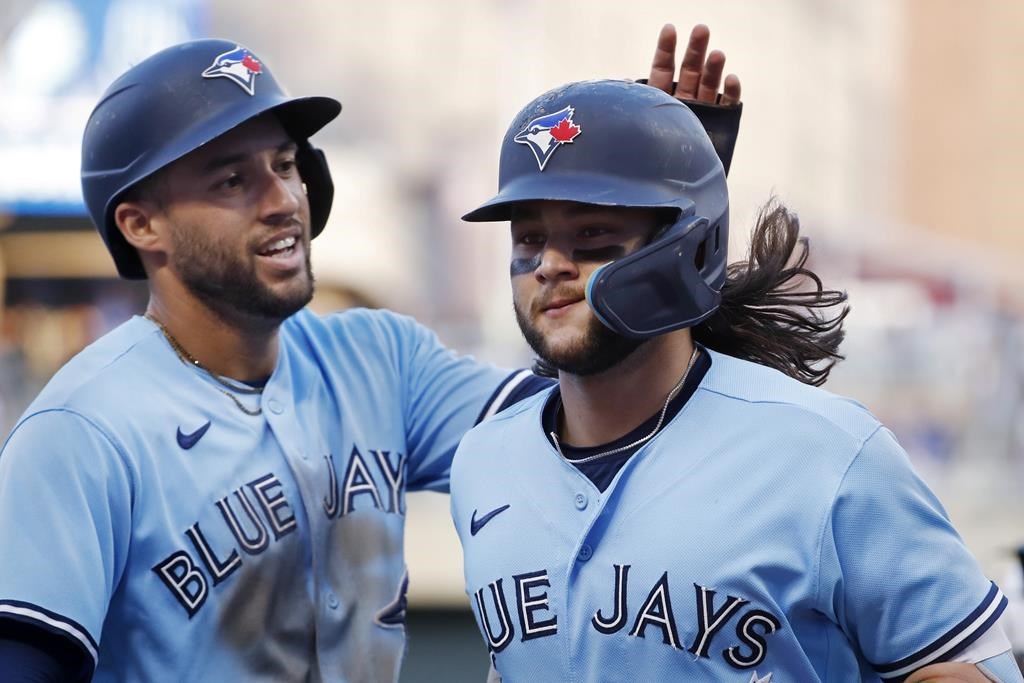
[470,504,510,536]
[176,421,211,450]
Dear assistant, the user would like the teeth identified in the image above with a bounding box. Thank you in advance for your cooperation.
[263,236,296,253]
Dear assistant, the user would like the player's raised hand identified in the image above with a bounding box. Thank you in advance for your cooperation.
[648,23,741,106]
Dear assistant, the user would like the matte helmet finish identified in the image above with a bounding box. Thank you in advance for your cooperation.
[81,39,342,279]
[464,79,729,338]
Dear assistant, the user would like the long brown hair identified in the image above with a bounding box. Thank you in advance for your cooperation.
[692,199,848,386]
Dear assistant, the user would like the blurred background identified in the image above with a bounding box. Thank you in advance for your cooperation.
[1,0,1023,679]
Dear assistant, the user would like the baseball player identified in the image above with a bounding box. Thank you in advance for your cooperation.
[0,26,741,683]
[452,80,1023,681]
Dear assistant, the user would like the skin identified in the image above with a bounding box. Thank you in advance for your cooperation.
[907,662,999,682]
[511,200,696,446]
[114,114,312,382]
[648,23,742,106]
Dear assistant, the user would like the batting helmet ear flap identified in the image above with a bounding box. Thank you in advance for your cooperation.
[585,212,721,338]
[296,144,333,239]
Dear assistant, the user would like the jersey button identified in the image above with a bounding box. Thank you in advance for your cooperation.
[267,398,284,415]
[326,592,339,609]
[574,492,588,510]
[577,544,593,562]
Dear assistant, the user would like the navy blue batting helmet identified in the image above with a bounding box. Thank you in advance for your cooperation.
[81,39,341,279]
[463,79,729,338]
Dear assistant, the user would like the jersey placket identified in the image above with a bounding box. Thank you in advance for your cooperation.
[253,350,332,669]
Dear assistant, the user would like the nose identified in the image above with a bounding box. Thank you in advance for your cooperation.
[534,244,579,283]
[258,170,302,225]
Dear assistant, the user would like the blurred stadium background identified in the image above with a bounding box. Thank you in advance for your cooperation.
[1,0,1023,678]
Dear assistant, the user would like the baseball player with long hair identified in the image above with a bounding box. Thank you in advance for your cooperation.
[0,26,740,683]
[451,78,1023,681]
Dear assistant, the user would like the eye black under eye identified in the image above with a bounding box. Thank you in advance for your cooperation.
[572,245,627,262]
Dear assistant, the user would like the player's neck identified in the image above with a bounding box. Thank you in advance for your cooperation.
[556,329,695,447]
[145,288,281,383]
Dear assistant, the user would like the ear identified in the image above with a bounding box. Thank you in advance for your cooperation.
[113,199,167,255]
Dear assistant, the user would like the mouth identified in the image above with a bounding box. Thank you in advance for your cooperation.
[255,230,304,273]
[540,297,584,317]
[258,234,297,257]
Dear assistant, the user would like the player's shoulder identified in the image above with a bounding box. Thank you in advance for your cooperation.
[21,316,164,416]
[700,349,880,443]
[461,386,551,447]
[5,317,167,462]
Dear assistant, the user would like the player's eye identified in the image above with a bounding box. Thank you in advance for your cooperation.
[275,157,298,174]
[514,232,545,247]
[214,174,243,191]
[579,226,612,239]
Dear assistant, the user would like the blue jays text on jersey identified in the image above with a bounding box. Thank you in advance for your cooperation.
[451,349,1013,682]
[0,308,539,682]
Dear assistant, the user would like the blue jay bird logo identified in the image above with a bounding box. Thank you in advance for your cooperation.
[514,106,582,171]
[201,46,263,96]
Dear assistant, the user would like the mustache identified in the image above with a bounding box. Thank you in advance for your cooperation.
[530,286,587,315]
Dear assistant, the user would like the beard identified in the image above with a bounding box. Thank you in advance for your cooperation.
[168,224,314,322]
[514,299,646,376]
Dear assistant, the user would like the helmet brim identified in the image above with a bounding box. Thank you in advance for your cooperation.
[462,171,695,222]
[271,96,342,141]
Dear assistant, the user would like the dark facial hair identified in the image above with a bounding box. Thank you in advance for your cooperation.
[169,222,314,322]
[514,300,645,376]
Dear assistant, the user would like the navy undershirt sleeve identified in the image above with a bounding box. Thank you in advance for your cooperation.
[0,621,89,683]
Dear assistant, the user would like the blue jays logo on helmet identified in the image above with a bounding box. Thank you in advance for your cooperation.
[513,106,582,171]
[201,45,263,96]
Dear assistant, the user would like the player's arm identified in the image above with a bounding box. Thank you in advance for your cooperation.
[825,428,1021,681]
[349,310,550,492]
[908,656,1020,682]
[643,23,742,174]
[0,410,132,681]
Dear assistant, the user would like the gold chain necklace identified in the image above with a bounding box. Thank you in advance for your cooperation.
[550,346,700,464]
[145,313,264,416]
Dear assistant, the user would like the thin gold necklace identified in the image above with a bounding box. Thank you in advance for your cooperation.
[550,346,700,464]
[145,313,264,416]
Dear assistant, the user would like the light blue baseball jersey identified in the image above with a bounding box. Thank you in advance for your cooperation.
[0,307,528,682]
[451,349,1012,681]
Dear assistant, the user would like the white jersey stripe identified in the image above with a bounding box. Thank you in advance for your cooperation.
[879,587,1006,679]
[481,369,534,421]
[0,603,99,664]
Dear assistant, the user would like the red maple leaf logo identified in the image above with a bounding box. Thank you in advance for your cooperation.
[242,54,262,73]
[550,117,581,143]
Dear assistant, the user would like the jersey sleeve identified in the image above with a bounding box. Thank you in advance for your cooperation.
[0,410,135,673]
[819,427,1007,679]
[387,313,514,492]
